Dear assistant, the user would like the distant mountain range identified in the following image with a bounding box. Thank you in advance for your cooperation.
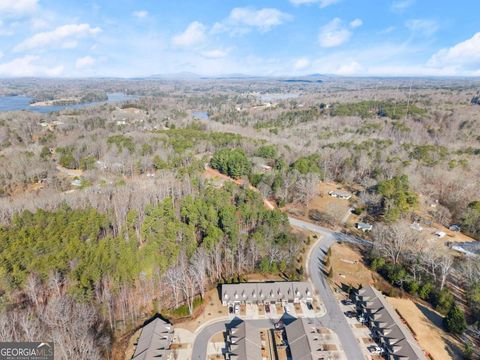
[146,72,326,82]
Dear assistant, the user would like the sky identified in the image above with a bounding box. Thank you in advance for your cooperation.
[0,0,480,78]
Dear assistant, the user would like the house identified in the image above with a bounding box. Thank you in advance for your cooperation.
[222,282,313,307]
[355,286,426,360]
[328,190,352,200]
[71,179,82,187]
[285,318,328,360]
[132,317,174,360]
[225,321,263,360]
[356,222,373,232]
[449,224,461,232]
[251,157,273,173]
[448,242,480,256]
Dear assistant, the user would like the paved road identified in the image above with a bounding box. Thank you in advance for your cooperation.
[288,217,371,246]
[302,226,364,359]
[190,217,368,359]
[191,318,276,360]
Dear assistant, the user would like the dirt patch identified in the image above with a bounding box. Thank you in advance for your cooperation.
[56,164,83,177]
[323,344,337,351]
[122,328,140,360]
[284,182,358,226]
[210,331,225,343]
[174,288,228,332]
[327,243,373,287]
[387,297,452,360]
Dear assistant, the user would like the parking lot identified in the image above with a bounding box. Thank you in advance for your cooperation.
[337,294,384,360]
[226,300,318,320]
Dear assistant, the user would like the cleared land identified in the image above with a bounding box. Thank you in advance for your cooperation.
[387,297,453,360]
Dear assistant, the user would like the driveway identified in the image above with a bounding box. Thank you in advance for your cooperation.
[191,318,276,360]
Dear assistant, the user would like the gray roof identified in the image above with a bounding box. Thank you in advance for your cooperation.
[356,286,426,360]
[285,318,326,360]
[132,317,174,360]
[226,321,262,360]
[222,282,313,304]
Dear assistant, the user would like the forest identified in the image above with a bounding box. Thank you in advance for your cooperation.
[0,77,479,358]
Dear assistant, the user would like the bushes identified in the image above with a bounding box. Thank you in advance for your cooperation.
[291,154,321,175]
[368,255,455,315]
[210,148,251,179]
[443,305,467,334]
[256,145,277,159]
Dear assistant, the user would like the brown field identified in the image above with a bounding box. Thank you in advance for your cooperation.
[328,243,374,287]
[387,297,453,360]
[285,181,360,226]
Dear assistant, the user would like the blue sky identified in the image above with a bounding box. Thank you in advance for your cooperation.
[0,0,479,77]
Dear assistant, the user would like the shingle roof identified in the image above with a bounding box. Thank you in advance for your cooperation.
[227,321,262,360]
[285,318,326,360]
[132,317,174,360]
[356,286,426,360]
[222,281,313,304]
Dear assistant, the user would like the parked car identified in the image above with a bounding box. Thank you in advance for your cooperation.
[265,304,270,313]
[341,299,354,305]
[368,345,384,354]
[234,304,240,314]
[344,311,356,318]
[306,302,313,310]
[228,306,234,314]
[357,315,367,323]
[449,224,461,232]
[284,305,290,313]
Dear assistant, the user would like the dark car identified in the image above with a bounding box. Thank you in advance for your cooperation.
[228,306,234,314]
[265,304,271,313]
[306,302,313,310]
[344,311,356,318]
[341,299,354,306]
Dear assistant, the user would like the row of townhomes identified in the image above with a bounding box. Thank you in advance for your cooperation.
[132,317,174,360]
[355,285,427,360]
[285,318,333,359]
[225,321,263,360]
[225,318,333,360]
[222,281,314,306]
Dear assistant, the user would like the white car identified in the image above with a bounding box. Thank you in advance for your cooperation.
[284,305,290,313]
[435,231,446,238]
[234,304,240,314]
[368,345,384,354]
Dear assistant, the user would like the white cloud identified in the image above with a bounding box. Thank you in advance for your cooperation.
[336,61,363,75]
[349,18,363,29]
[0,55,63,77]
[172,21,206,47]
[289,0,341,8]
[213,7,292,34]
[14,23,101,52]
[201,49,229,59]
[0,0,37,16]
[318,18,352,48]
[405,19,438,36]
[428,33,480,69]
[391,0,415,12]
[75,55,95,69]
[132,10,148,19]
[293,57,311,71]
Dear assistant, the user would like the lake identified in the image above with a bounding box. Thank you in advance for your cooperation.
[191,111,209,120]
[0,93,138,113]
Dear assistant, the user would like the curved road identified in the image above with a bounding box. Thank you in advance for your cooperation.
[191,217,367,360]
